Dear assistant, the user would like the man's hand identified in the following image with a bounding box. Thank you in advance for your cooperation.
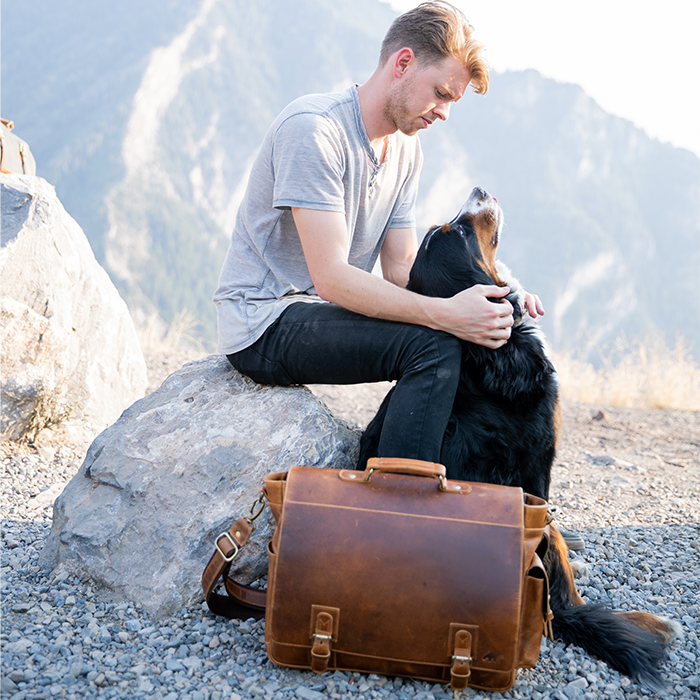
[427,284,514,348]
[523,291,545,318]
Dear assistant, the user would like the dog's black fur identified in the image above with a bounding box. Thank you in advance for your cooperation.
[359,190,558,501]
[358,188,676,687]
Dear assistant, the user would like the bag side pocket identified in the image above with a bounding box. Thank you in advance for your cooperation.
[516,552,549,668]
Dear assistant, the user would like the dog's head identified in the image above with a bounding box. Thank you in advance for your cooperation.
[407,187,508,300]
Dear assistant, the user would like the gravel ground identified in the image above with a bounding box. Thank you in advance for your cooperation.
[2,370,699,700]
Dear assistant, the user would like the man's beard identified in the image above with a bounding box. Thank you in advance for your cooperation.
[383,74,421,136]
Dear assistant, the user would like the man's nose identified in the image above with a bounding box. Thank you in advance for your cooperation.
[434,102,451,121]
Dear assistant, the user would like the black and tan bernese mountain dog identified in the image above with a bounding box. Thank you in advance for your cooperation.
[358,187,680,687]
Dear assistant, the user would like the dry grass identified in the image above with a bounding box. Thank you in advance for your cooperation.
[552,335,700,411]
[134,309,207,354]
[133,312,699,412]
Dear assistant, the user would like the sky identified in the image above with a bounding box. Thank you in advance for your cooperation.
[383,0,700,159]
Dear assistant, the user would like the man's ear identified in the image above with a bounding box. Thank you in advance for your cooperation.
[392,47,416,78]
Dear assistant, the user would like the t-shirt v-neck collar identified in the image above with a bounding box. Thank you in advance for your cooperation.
[351,84,390,171]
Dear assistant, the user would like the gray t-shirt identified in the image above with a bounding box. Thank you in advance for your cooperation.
[213,85,423,355]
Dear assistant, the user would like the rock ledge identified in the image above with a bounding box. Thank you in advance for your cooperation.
[40,355,360,617]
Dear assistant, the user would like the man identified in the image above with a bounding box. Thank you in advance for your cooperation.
[214,1,544,468]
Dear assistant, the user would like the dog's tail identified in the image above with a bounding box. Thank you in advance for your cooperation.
[550,603,667,688]
[545,526,668,687]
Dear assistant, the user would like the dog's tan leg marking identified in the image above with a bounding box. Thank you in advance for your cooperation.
[615,611,683,643]
[569,558,592,578]
[549,524,585,606]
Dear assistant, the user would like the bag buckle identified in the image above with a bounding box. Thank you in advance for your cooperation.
[310,609,338,673]
[452,654,472,665]
[450,654,472,687]
[450,628,473,690]
[215,531,239,563]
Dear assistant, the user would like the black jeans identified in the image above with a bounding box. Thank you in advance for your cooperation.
[227,302,461,463]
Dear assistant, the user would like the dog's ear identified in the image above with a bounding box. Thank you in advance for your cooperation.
[408,220,494,297]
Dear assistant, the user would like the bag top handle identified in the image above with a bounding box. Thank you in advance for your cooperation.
[360,458,471,493]
[365,457,446,479]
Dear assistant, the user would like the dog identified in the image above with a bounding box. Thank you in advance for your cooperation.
[358,187,680,686]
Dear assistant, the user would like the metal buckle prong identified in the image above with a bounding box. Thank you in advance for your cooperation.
[452,654,472,665]
[215,531,239,562]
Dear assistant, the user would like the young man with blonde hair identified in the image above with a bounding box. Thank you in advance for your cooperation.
[214,1,543,466]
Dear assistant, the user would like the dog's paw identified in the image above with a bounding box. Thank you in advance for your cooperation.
[658,617,684,643]
[569,558,593,579]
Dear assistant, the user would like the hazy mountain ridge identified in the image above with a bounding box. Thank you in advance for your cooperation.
[3,0,698,361]
[3,0,394,338]
[417,70,700,357]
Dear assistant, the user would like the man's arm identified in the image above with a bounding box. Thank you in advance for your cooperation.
[292,207,514,348]
[380,227,417,288]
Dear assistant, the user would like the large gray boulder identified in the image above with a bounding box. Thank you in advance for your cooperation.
[40,355,361,618]
[0,174,147,440]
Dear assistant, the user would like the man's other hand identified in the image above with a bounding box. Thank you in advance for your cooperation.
[523,290,545,318]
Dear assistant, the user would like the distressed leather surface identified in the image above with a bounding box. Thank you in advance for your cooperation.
[264,463,549,691]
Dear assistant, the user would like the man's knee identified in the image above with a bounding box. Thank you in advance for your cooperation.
[398,328,462,377]
[227,348,296,386]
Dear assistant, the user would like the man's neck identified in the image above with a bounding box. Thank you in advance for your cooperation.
[356,74,398,148]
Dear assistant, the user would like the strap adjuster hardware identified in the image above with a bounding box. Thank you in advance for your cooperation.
[215,531,239,562]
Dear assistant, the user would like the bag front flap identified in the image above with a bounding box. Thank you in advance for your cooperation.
[267,466,526,674]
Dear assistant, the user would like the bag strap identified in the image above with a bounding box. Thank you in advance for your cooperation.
[201,516,267,620]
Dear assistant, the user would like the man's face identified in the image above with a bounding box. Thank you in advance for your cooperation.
[384,55,472,136]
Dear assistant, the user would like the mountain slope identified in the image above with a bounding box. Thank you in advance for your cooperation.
[3,0,698,360]
[417,70,700,357]
[3,0,395,342]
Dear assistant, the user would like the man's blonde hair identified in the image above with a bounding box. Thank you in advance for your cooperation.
[379,1,489,95]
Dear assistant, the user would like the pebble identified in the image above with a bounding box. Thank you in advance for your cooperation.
[2,416,699,700]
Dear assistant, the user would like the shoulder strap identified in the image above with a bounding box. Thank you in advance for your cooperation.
[201,516,267,620]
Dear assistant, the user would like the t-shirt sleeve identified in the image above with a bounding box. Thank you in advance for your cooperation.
[271,112,347,213]
[388,138,423,229]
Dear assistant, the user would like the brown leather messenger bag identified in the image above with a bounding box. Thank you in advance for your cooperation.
[202,457,553,692]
